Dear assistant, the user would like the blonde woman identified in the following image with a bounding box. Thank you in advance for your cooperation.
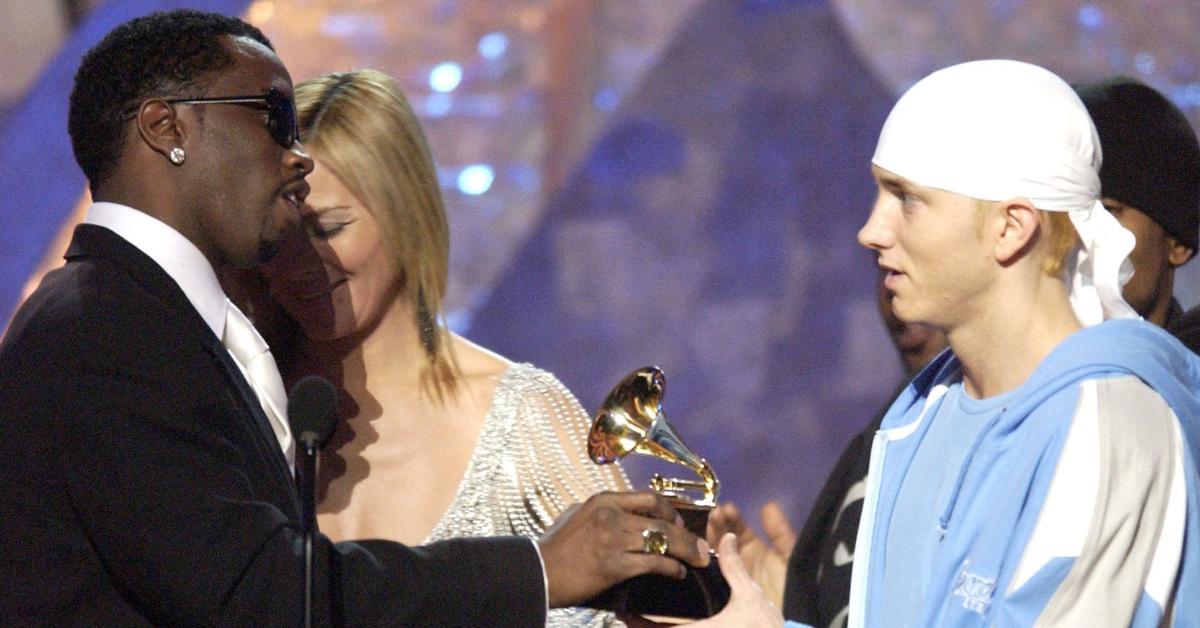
[261,69,629,626]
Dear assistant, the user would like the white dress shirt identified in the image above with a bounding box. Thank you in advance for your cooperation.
[84,202,295,461]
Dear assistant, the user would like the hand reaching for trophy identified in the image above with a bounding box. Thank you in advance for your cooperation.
[706,501,797,607]
[684,534,785,628]
[536,491,712,607]
[614,534,787,628]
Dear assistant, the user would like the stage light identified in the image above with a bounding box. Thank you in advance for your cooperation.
[1076,4,1104,30]
[478,32,509,60]
[430,62,464,93]
[457,164,495,195]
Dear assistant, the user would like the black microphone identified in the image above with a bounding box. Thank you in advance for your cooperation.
[287,375,338,628]
[289,375,338,456]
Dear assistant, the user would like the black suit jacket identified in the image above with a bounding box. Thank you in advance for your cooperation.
[0,224,545,627]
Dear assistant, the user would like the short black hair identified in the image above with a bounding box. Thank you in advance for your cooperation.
[68,10,273,191]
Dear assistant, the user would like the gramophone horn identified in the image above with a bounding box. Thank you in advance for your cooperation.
[588,366,719,507]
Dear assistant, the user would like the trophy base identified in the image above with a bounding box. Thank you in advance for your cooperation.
[583,502,730,618]
[674,500,711,537]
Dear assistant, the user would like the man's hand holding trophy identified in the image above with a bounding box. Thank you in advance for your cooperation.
[584,367,731,619]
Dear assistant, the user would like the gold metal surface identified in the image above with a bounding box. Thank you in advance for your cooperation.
[641,527,669,555]
[588,366,719,508]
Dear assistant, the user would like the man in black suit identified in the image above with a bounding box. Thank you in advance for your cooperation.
[0,10,705,626]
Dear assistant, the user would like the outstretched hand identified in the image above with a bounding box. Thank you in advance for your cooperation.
[705,501,796,606]
[688,533,784,627]
[537,491,711,607]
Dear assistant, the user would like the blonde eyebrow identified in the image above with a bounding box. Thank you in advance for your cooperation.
[877,174,916,195]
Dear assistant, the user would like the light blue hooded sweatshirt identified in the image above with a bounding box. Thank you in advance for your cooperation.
[784,320,1200,627]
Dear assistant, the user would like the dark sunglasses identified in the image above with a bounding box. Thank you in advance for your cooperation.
[128,87,299,149]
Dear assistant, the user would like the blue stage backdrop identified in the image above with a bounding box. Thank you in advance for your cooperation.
[470,0,902,523]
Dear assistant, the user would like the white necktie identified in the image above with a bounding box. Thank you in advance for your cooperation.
[222,299,296,469]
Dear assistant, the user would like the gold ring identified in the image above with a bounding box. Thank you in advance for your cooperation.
[641,527,668,555]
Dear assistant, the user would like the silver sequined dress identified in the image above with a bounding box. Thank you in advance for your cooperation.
[422,363,630,627]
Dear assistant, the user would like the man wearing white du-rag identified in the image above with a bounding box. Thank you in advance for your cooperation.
[687,59,1200,628]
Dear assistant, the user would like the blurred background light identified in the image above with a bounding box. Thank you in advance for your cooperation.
[429,61,463,93]
[477,31,509,59]
[1077,4,1104,30]
[456,164,495,195]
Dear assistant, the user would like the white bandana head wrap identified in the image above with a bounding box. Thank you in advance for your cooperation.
[872,59,1137,326]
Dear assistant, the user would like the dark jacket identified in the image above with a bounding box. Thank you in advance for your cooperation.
[1165,298,1200,355]
[0,224,545,627]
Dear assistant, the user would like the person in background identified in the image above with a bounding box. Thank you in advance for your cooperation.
[0,11,706,626]
[1075,76,1200,351]
[254,68,631,627]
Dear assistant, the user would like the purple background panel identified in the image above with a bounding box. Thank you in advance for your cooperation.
[471,0,903,523]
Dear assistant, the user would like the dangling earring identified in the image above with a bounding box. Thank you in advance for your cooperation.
[417,289,438,358]
[169,147,186,165]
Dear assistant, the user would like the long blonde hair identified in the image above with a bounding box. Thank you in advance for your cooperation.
[294,69,457,394]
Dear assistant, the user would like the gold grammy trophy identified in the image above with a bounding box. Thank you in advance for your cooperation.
[585,366,730,618]
[588,366,719,535]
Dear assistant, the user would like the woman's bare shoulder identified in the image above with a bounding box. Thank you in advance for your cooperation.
[448,334,512,379]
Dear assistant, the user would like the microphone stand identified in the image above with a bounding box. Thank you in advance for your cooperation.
[296,433,319,628]
[288,375,338,628]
